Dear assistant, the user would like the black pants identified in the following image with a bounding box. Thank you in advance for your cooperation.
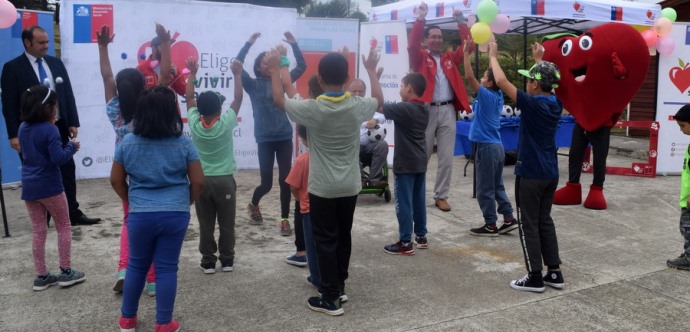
[293,202,305,252]
[568,123,611,187]
[515,176,561,273]
[251,140,292,219]
[309,193,358,302]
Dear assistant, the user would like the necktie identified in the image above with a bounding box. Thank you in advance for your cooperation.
[36,58,48,87]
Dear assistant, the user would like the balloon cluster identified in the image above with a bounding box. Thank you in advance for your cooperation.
[470,0,509,45]
[640,8,677,56]
[0,0,18,29]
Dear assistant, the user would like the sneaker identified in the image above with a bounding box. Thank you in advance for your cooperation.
[543,270,565,289]
[286,253,307,267]
[509,273,546,293]
[415,236,429,249]
[33,273,59,291]
[145,282,156,296]
[384,241,415,255]
[58,268,86,287]
[113,269,126,292]
[307,296,344,316]
[221,260,234,272]
[118,316,137,332]
[247,203,263,224]
[497,218,519,234]
[154,319,180,332]
[667,253,690,271]
[200,261,216,274]
[470,225,499,237]
[339,285,348,303]
[280,218,293,236]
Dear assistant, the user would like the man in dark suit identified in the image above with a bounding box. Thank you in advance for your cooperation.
[1,25,100,226]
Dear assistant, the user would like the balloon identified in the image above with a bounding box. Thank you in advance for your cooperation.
[0,0,18,29]
[181,68,191,75]
[661,8,677,22]
[641,29,658,47]
[470,22,491,45]
[490,14,510,34]
[653,17,672,37]
[630,24,650,33]
[149,60,159,69]
[656,36,675,56]
[477,0,498,24]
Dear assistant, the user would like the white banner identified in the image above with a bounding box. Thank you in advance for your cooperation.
[655,23,690,175]
[60,0,298,179]
[359,21,410,165]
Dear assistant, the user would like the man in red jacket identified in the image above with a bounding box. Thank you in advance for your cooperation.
[136,36,186,95]
[408,2,471,212]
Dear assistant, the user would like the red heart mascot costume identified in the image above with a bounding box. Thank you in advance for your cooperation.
[541,23,650,209]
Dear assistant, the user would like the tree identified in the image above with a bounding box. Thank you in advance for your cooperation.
[371,0,395,6]
[305,0,367,22]
[9,0,53,10]
[202,0,311,13]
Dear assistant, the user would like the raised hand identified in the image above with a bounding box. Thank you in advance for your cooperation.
[340,45,350,59]
[248,32,261,44]
[463,37,474,55]
[417,2,428,20]
[362,46,380,72]
[265,48,281,73]
[488,41,498,58]
[531,42,544,62]
[453,8,466,24]
[186,57,198,75]
[276,44,288,56]
[230,59,243,76]
[96,25,114,47]
[283,31,297,45]
[155,23,171,43]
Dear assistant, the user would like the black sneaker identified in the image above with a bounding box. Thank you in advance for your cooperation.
[470,225,498,237]
[543,270,565,289]
[58,268,86,287]
[221,259,234,272]
[200,261,216,274]
[384,241,415,255]
[415,236,428,249]
[33,273,59,291]
[497,218,518,234]
[307,296,343,316]
[510,273,545,293]
[667,253,690,270]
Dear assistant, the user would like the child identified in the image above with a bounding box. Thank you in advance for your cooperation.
[380,73,430,256]
[667,104,690,271]
[284,124,322,290]
[463,37,517,237]
[488,41,565,292]
[98,24,165,295]
[269,47,383,316]
[186,56,242,274]
[111,86,204,331]
[19,85,86,291]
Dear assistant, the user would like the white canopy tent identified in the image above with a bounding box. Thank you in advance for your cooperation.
[368,0,662,34]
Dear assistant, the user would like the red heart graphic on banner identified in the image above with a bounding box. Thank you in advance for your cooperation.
[646,10,653,19]
[370,37,378,48]
[670,63,690,94]
[573,2,581,12]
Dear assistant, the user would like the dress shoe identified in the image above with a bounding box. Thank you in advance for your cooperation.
[71,215,101,226]
[435,199,451,212]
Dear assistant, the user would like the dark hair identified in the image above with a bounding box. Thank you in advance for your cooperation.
[308,75,323,98]
[133,86,183,138]
[20,85,57,123]
[675,104,690,122]
[21,26,45,49]
[318,53,348,86]
[424,25,441,38]
[402,73,426,97]
[197,91,226,116]
[533,79,554,93]
[296,123,307,141]
[485,68,500,92]
[253,51,267,78]
[115,68,146,124]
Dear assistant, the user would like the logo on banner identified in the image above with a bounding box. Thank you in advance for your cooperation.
[11,11,38,38]
[73,4,113,43]
[75,6,89,16]
[436,3,445,17]
[463,0,472,8]
[531,0,545,16]
[670,58,690,94]
[385,35,398,54]
[572,2,585,18]
[610,6,623,21]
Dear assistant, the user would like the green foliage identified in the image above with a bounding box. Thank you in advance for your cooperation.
[305,0,367,22]
[371,0,395,6]
[204,0,311,13]
[9,0,53,11]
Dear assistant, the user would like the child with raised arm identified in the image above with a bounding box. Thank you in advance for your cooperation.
[488,41,565,292]
[269,47,383,316]
[19,86,85,291]
[463,37,517,237]
[186,57,243,274]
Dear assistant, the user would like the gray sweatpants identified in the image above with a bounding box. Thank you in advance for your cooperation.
[426,104,456,200]
[195,175,237,265]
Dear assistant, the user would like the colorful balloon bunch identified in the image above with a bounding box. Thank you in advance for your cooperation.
[470,0,509,45]
[0,0,18,29]
[640,8,677,56]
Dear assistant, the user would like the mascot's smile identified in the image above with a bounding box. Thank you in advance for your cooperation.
[572,66,587,82]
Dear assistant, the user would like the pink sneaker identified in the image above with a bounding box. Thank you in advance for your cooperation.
[155,319,180,332]
[118,316,137,332]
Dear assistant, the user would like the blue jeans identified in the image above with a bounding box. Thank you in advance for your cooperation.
[475,143,514,226]
[394,173,427,243]
[301,213,321,290]
[121,211,190,325]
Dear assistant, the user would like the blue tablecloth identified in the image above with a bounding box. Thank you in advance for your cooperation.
[454,116,575,156]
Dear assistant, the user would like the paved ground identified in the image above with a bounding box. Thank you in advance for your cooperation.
[0,136,687,332]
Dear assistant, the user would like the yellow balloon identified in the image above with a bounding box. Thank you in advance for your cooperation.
[471,22,491,44]
[631,24,650,33]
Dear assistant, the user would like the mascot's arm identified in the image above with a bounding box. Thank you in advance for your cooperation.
[611,52,627,79]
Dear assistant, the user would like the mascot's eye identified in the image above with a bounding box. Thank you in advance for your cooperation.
[579,36,593,50]
[561,40,573,56]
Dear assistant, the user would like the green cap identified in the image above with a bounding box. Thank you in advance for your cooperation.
[518,61,561,89]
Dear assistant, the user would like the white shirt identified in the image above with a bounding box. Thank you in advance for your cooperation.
[25,52,55,90]
[431,53,453,103]
[360,112,387,146]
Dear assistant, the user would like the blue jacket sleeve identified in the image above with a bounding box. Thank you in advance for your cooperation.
[289,43,307,83]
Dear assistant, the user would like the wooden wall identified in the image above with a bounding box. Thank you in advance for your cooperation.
[628,56,658,137]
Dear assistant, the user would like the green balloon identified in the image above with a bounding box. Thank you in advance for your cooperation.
[661,8,677,23]
[477,0,498,24]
